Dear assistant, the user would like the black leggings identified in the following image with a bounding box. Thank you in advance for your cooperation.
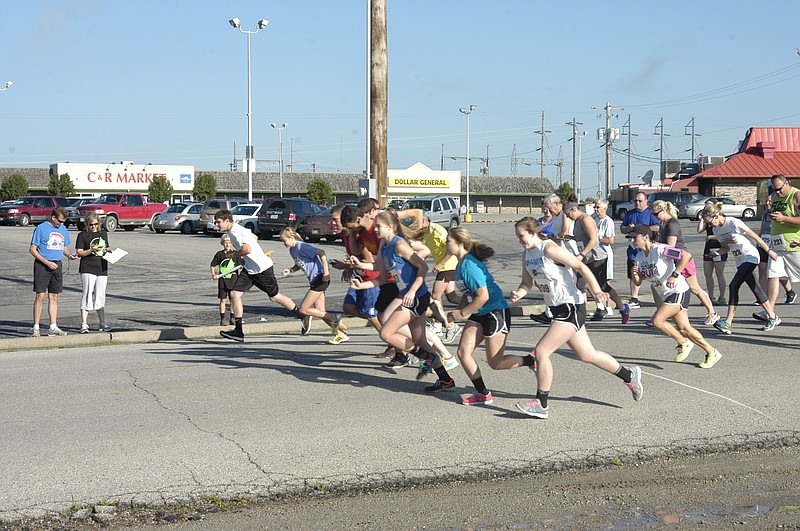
[728,261,766,306]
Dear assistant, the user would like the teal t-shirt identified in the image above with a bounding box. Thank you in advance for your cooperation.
[455,253,507,316]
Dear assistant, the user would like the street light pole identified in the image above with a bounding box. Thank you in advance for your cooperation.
[271,123,287,197]
[229,18,269,201]
[459,104,477,217]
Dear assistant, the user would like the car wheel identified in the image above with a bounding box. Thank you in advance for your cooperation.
[19,214,30,227]
[448,218,460,229]
[77,222,85,231]
[244,222,256,233]
[104,216,118,232]
[742,208,755,220]
[180,221,193,234]
[616,208,628,220]
[155,229,166,234]
[148,214,159,232]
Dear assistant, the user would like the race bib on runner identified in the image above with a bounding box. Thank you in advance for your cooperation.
[772,234,787,251]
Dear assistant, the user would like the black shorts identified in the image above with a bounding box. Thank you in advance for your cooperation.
[663,290,692,310]
[376,282,399,314]
[758,246,768,264]
[587,258,609,291]
[401,292,431,318]
[218,287,233,300]
[309,275,330,293]
[550,302,586,331]
[232,267,280,298]
[434,270,455,283]
[33,260,63,294]
[626,258,635,280]
[467,307,511,338]
[703,242,728,262]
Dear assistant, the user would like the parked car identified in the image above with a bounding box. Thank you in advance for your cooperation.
[614,191,706,219]
[66,197,97,226]
[387,199,406,210]
[401,195,461,228]
[76,193,166,232]
[257,197,323,238]
[153,202,203,234]
[297,206,342,242]
[206,203,262,235]
[679,197,758,220]
[199,197,250,234]
[0,196,69,226]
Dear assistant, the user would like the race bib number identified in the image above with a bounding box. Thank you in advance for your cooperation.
[731,248,743,257]
[772,234,786,251]
[761,233,772,247]
[534,281,550,294]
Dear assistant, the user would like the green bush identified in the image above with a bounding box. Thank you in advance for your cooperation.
[193,173,217,202]
[306,178,333,205]
[0,173,29,200]
[47,173,76,197]
[148,175,174,203]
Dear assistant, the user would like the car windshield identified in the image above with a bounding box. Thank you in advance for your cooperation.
[164,204,187,213]
[94,194,122,204]
[403,200,432,210]
[9,197,35,206]
[232,205,259,216]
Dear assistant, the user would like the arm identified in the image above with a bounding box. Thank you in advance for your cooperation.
[510,263,534,302]
[29,244,58,270]
[745,228,778,261]
[663,247,693,290]
[577,215,598,261]
[393,209,425,227]
[350,244,387,290]
[397,239,429,306]
[598,219,615,245]
[769,192,800,228]
[316,248,330,279]
[450,286,489,321]
[545,244,609,305]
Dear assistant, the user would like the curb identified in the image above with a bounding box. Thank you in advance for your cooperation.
[0,303,561,353]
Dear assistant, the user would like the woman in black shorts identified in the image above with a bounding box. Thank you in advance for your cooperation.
[698,198,728,305]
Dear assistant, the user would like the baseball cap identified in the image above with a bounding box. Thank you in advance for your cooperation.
[625,224,653,239]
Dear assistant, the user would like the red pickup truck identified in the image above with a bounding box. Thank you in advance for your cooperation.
[77,193,166,232]
[0,196,70,226]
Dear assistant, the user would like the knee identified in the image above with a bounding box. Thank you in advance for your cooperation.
[652,316,668,329]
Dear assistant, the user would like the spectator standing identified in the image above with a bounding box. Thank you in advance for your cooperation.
[29,206,77,337]
[75,212,113,333]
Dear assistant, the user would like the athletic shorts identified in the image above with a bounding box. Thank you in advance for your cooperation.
[703,241,728,262]
[663,290,692,310]
[232,267,280,298]
[767,255,788,279]
[309,275,330,293]
[434,270,455,283]
[550,302,586,331]
[218,287,233,300]
[587,258,608,290]
[33,260,63,294]
[467,307,511,338]
[778,251,800,283]
[343,286,379,319]
[376,282,400,314]
[400,292,431,318]
[680,257,698,279]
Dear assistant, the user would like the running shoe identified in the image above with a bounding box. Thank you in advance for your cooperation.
[699,349,723,369]
[427,320,444,336]
[441,353,460,371]
[220,318,227,326]
[626,299,641,309]
[31,328,40,338]
[99,322,112,332]
[80,323,90,334]
[416,357,434,380]
[752,310,769,322]
[620,304,630,325]
[328,330,350,345]
[529,312,552,325]
[644,320,655,328]
[703,312,720,325]
[220,329,244,342]
[424,379,455,392]
[442,323,462,344]
[713,319,733,335]
[376,346,395,359]
[384,352,413,371]
[627,366,644,401]
[674,340,695,362]
[461,391,494,406]
[301,315,313,335]
[48,326,67,336]
[515,398,549,419]
[762,316,782,332]
[786,290,797,304]
[716,297,727,306]
[590,308,606,321]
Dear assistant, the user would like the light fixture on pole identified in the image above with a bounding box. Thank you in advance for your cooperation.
[229,17,269,201]
[271,123,287,197]
[0,81,12,92]
[576,131,587,199]
[459,104,477,218]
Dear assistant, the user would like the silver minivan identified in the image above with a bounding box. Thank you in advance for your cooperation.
[402,195,461,228]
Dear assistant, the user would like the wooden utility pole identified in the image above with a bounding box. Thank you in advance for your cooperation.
[370,0,388,207]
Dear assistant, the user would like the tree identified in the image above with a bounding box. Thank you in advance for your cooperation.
[47,173,76,197]
[306,178,334,205]
[193,173,217,202]
[148,175,173,203]
[555,182,575,202]
[0,173,29,200]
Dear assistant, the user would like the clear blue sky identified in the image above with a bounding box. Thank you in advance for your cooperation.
[2,1,800,195]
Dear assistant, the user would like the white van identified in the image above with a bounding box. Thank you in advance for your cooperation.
[402,195,461,228]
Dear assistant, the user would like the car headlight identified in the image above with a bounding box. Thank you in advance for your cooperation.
[7,208,19,214]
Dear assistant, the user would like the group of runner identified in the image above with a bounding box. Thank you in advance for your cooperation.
[212,173,800,419]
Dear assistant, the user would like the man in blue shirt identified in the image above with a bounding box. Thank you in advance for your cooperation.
[620,192,661,308]
[29,206,78,336]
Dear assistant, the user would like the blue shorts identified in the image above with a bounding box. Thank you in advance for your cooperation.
[343,286,379,319]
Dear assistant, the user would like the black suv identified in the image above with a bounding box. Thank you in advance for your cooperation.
[257,197,322,238]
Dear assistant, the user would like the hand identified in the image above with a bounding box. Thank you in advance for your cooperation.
[402,290,416,308]
[448,309,463,322]
[281,268,292,277]
[665,277,676,288]
[594,291,610,306]
[69,254,79,260]
[212,274,219,280]
[47,260,58,270]
[322,274,330,282]
[768,250,778,260]
[631,262,639,276]
[510,289,524,303]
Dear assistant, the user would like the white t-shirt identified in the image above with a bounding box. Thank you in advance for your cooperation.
[227,223,273,274]
[634,243,689,298]
[596,215,615,279]
[713,217,759,267]
[524,240,583,307]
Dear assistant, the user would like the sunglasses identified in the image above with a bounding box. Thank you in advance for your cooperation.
[88,223,100,227]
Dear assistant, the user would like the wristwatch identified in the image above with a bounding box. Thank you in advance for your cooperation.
[670,271,680,278]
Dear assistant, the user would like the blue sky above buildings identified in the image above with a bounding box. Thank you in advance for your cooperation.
[2,1,800,195]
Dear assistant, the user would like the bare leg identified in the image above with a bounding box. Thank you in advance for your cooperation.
[47,293,59,326]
